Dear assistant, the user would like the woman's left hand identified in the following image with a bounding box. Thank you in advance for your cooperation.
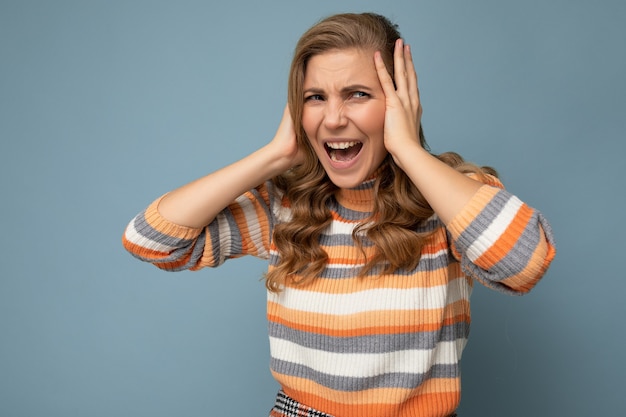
[374,38,423,167]
[375,38,484,224]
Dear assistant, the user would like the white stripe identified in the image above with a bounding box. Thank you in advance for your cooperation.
[215,214,234,260]
[270,337,466,378]
[328,219,358,235]
[466,195,523,262]
[268,277,471,315]
[124,220,179,253]
[319,261,366,269]
[422,247,448,260]
[237,195,270,258]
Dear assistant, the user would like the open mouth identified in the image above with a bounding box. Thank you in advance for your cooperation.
[324,141,363,162]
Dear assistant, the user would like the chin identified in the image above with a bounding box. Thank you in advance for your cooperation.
[325,170,368,189]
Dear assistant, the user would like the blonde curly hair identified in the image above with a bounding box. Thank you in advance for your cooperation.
[265,13,496,292]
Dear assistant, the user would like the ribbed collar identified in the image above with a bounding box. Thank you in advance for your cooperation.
[334,168,385,212]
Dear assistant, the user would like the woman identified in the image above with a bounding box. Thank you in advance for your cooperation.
[123,12,556,417]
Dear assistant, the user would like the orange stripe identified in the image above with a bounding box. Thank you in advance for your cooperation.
[500,227,556,292]
[268,313,470,337]
[422,240,450,255]
[475,203,533,269]
[276,375,460,417]
[122,238,170,260]
[267,298,470,336]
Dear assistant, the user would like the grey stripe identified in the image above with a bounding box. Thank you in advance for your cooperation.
[270,358,459,391]
[202,208,246,266]
[269,321,469,354]
[133,211,195,249]
[163,232,207,271]
[207,219,223,265]
[268,252,281,266]
[331,202,372,222]
[414,216,442,233]
[317,217,441,248]
[318,232,360,247]
[317,263,361,279]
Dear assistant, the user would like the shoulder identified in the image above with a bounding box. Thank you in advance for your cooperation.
[466,172,504,189]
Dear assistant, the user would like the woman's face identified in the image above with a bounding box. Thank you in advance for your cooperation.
[302,48,387,189]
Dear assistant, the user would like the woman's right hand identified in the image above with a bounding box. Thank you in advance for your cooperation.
[269,105,304,171]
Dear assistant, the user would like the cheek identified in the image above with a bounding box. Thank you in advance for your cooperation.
[301,114,322,158]
[301,108,317,139]
[361,103,386,136]
[363,103,387,159]
[302,111,327,160]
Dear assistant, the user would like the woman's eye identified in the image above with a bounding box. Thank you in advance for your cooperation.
[352,91,369,99]
[305,94,323,101]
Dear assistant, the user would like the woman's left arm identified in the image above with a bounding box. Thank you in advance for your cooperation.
[374,38,484,224]
[374,39,556,292]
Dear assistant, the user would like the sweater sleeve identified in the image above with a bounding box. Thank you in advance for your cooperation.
[445,176,556,295]
[121,182,276,271]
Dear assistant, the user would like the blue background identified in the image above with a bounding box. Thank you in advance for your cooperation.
[1,0,624,416]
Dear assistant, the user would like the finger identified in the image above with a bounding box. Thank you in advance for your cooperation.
[393,39,409,99]
[404,44,420,109]
[374,50,397,99]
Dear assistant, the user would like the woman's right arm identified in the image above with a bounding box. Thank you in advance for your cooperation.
[158,106,302,228]
[122,107,302,269]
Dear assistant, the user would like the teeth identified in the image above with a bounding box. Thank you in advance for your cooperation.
[326,141,359,149]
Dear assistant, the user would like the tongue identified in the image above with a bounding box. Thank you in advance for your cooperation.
[332,144,362,161]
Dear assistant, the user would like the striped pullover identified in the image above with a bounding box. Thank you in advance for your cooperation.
[122,174,556,417]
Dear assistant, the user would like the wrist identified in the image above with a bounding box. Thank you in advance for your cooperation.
[260,142,298,177]
[389,139,428,171]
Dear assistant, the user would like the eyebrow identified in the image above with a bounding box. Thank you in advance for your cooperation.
[303,84,374,95]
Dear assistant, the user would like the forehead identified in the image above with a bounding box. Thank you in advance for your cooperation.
[303,48,378,87]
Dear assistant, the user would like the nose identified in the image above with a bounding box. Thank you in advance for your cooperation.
[323,98,347,130]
